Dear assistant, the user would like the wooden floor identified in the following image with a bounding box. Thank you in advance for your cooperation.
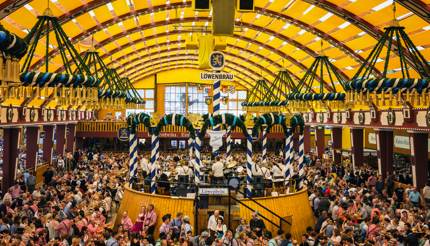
[116,186,314,240]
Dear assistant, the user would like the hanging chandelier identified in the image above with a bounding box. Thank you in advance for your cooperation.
[19,8,99,109]
[344,2,430,109]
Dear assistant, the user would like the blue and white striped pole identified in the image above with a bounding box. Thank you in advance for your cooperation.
[298,134,305,189]
[212,80,221,157]
[188,137,194,159]
[262,128,268,162]
[284,129,293,178]
[226,127,232,157]
[194,132,202,184]
[246,130,253,198]
[129,131,138,186]
[149,134,159,194]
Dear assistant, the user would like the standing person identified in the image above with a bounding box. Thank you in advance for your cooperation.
[249,212,265,237]
[26,171,36,193]
[280,233,293,246]
[144,204,157,236]
[159,214,171,237]
[408,187,421,207]
[422,182,430,208]
[222,230,239,246]
[208,210,221,235]
[212,157,224,185]
[215,217,227,239]
[131,206,146,233]
[170,212,183,240]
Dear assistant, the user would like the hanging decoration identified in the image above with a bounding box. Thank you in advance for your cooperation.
[154,114,196,139]
[344,2,430,109]
[19,8,98,108]
[345,25,430,93]
[252,112,304,138]
[0,25,27,84]
[82,48,145,110]
[288,55,347,101]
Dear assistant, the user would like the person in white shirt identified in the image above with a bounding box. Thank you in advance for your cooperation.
[176,161,193,181]
[272,162,285,188]
[140,156,150,176]
[212,157,224,184]
[252,163,263,176]
[207,210,222,233]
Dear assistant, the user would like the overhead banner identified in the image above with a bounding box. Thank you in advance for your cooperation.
[207,130,226,149]
[200,72,234,80]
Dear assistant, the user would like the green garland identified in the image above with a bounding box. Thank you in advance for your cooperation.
[252,113,305,137]
[200,113,249,139]
[127,112,152,134]
[154,114,195,139]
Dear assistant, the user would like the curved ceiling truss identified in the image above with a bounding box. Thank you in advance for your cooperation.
[1,0,429,90]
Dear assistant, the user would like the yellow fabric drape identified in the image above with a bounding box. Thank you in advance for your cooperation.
[198,35,214,69]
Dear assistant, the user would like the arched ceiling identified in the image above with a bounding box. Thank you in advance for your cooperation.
[1,0,430,92]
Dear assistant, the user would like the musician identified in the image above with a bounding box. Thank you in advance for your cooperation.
[175,161,193,183]
[260,162,272,189]
[140,156,150,177]
[272,161,285,188]
[212,156,224,184]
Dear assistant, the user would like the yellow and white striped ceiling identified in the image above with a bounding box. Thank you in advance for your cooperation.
[1,0,429,91]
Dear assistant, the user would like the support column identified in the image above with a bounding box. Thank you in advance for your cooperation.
[55,125,66,157]
[2,128,20,194]
[409,131,428,190]
[375,130,394,179]
[65,124,76,153]
[315,126,325,158]
[42,125,54,165]
[350,128,364,171]
[25,126,39,171]
[303,125,311,154]
[331,127,342,165]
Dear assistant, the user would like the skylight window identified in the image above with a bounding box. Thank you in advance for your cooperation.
[24,4,33,11]
[106,3,114,11]
[371,0,393,12]
[319,13,333,22]
[338,22,350,29]
[126,0,133,7]
[303,5,314,15]
[298,29,306,35]
[282,24,290,30]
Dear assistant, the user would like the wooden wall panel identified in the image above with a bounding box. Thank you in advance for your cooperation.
[238,189,314,240]
[116,186,195,236]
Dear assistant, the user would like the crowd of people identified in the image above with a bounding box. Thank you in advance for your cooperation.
[0,146,428,245]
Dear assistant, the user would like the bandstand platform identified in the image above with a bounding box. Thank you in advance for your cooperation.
[116,184,314,240]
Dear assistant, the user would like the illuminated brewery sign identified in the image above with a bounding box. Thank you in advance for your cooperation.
[200,72,234,80]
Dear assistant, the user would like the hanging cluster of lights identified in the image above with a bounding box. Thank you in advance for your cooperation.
[344,3,430,109]
[242,70,293,112]
[82,50,145,111]
[0,24,28,100]
[19,8,99,109]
